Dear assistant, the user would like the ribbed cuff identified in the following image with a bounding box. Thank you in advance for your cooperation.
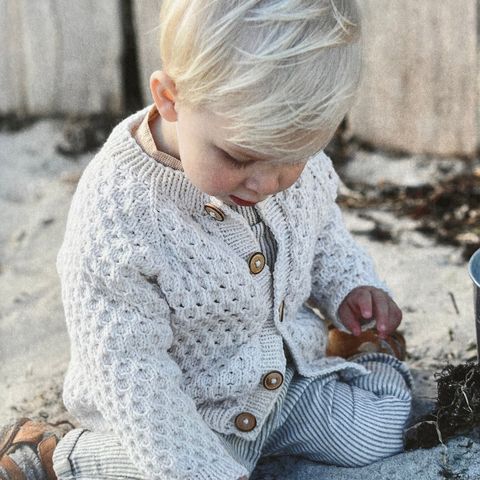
[53,428,249,480]
[196,454,249,480]
[52,428,87,480]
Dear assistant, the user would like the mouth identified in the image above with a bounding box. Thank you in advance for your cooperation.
[229,195,258,206]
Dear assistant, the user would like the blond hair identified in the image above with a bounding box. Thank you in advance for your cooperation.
[159,0,361,163]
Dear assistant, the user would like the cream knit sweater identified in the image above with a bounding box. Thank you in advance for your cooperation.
[57,106,391,480]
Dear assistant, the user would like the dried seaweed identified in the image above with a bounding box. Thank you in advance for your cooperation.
[338,171,480,260]
[405,363,480,450]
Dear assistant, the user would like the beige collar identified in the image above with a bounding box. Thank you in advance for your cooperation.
[133,104,183,171]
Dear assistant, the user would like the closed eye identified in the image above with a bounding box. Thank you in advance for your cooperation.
[221,150,254,169]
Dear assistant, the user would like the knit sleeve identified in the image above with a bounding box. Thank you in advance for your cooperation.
[58,248,248,480]
[308,154,392,331]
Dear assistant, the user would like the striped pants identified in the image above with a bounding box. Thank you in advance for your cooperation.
[53,352,413,479]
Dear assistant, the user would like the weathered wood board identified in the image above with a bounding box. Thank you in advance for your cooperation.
[348,0,477,157]
[0,0,124,115]
[132,0,163,107]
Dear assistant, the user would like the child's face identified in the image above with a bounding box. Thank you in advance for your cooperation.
[174,105,308,207]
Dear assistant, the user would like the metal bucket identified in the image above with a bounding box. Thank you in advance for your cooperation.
[468,248,480,362]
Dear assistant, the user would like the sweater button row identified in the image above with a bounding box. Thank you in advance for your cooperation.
[234,412,257,432]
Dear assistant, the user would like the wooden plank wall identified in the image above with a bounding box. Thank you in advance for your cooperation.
[0,0,124,116]
[0,0,478,158]
[348,0,477,157]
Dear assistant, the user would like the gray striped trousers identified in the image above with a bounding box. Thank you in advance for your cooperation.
[53,352,413,479]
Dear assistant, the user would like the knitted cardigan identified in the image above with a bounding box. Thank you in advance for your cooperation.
[57,106,391,480]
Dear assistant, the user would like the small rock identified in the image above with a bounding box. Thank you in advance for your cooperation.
[41,218,55,227]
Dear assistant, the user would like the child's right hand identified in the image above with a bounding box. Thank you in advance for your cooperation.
[337,285,402,339]
[238,477,248,480]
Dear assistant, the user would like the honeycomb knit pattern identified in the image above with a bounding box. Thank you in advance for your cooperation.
[56,106,392,480]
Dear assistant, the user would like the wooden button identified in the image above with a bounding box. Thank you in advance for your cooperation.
[234,412,257,432]
[248,252,265,274]
[278,300,285,322]
[204,204,225,221]
[262,371,284,390]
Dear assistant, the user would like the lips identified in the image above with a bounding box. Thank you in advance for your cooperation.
[229,195,257,206]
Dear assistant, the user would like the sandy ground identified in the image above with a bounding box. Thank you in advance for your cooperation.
[1,119,479,478]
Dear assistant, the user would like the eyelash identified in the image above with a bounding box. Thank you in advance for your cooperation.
[224,152,252,169]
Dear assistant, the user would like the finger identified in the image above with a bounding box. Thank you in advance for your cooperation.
[377,303,393,339]
[371,289,390,336]
[388,299,403,331]
[338,302,361,336]
[347,288,373,321]
[379,300,403,338]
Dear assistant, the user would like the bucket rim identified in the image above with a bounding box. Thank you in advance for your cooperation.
[468,248,480,288]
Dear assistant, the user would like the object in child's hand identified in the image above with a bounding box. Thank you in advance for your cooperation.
[404,362,480,450]
[326,326,406,360]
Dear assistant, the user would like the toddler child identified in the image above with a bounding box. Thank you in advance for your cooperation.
[0,1,412,479]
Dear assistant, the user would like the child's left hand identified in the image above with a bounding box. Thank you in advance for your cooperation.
[337,286,402,339]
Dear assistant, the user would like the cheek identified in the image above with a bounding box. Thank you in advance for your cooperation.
[208,165,243,192]
[282,163,307,189]
[186,160,243,195]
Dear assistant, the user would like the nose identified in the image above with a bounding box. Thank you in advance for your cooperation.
[244,169,280,196]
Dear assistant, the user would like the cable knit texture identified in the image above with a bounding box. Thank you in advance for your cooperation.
[57,106,392,480]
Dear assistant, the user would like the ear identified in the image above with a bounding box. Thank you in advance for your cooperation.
[150,70,178,122]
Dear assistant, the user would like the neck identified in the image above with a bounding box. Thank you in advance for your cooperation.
[151,114,181,160]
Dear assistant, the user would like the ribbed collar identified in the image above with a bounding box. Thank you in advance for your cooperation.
[132,103,184,171]
[108,106,311,219]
